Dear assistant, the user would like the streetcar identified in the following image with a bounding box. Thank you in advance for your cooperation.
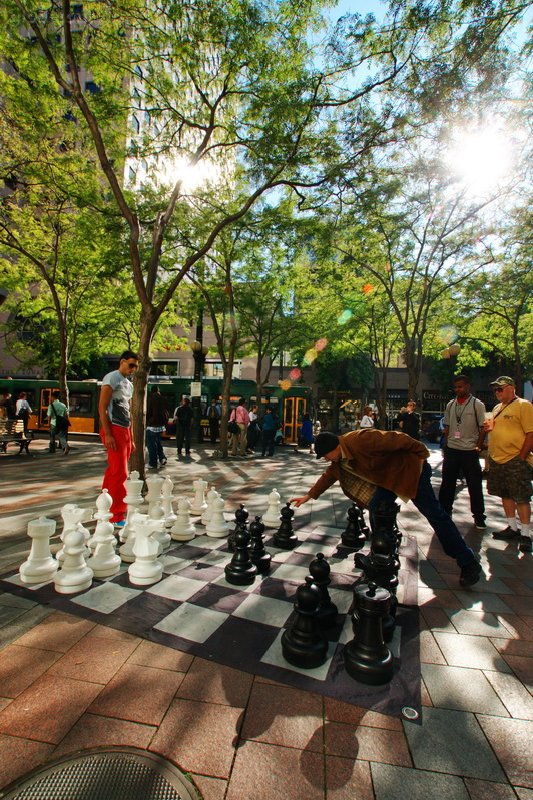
[0,376,312,444]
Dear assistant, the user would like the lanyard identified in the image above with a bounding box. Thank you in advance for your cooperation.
[454,395,472,425]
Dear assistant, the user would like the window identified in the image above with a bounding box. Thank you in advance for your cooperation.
[84,81,100,94]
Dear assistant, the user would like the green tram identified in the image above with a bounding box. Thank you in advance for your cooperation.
[0,377,312,444]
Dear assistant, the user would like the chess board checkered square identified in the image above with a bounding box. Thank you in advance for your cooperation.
[231,592,294,627]
[211,572,267,593]
[260,629,338,681]
[192,534,231,550]
[154,601,228,642]
[146,574,211,602]
[159,554,197,574]
[188,582,248,614]
[269,563,312,583]
[71,582,141,613]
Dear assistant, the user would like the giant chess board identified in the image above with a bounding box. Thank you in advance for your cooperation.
[0,523,421,717]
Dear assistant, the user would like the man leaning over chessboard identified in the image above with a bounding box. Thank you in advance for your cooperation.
[290,429,483,587]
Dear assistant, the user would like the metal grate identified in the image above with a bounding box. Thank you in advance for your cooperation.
[1,748,199,800]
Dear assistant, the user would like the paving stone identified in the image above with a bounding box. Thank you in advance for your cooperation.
[46,634,139,684]
[419,630,447,665]
[477,715,533,788]
[421,664,509,715]
[445,609,513,638]
[371,762,470,800]
[490,639,533,659]
[500,595,533,617]
[324,698,402,730]
[324,721,411,766]
[240,683,323,751]
[418,588,464,609]
[483,670,533,721]
[515,788,533,800]
[325,757,374,800]
[52,713,156,758]
[189,774,228,800]
[403,707,506,782]
[501,656,533,691]
[175,657,253,707]
[421,607,457,632]
[14,612,95,653]
[0,643,61,697]
[418,561,448,589]
[0,592,36,609]
[0,605,30,626]
[454,592,514,614]
[225,740,325,800]
[127,639,194,672]
[464,777,521,800]
[0,733,54,792]
[434,632,513,672]
[497,614,533,642]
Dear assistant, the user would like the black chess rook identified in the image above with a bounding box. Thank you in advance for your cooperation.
[281,576,328,669]
[343,581,394,685]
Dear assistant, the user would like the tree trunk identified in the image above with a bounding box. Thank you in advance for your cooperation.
[129,312,154,476]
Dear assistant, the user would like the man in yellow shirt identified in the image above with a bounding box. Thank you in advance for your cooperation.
[486,376,533,552]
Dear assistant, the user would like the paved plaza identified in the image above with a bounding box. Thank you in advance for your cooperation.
[0,437,531,799]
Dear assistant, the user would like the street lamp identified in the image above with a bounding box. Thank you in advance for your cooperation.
[190,339,208,443]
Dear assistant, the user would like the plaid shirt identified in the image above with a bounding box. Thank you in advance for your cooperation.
[338,462,376,508]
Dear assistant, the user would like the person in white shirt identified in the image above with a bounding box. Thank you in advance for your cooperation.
[360,406,374,429]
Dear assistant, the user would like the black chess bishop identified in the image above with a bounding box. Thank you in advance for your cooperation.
[228,504,249,552]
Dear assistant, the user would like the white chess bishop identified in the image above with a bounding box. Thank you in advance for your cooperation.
[263,488,282,528]
[19,517,58,584]
[87,494,121,579]
[56,503,91,562]
[206,495,229,538]
[171,497,197,541]
[145,473,165,517]
[122,471,144,544]
[190,478,208,515]
[54,523,94,594]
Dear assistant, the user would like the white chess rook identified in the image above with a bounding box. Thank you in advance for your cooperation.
[19,516,58,584]
[206,496,229,538]
[171,497,197,541]
[201,486,219,526]
[128,517,163,586]
[190,478,208,515]
[263,488,282,528]
[54,523,93,594]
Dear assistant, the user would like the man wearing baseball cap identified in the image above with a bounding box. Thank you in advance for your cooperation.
[291,428,483,586]
[485,376,533,552]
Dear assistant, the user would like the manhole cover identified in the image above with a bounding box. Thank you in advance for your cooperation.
[1,748,199,799]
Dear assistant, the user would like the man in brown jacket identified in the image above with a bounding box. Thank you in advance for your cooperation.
[291,430,483,587]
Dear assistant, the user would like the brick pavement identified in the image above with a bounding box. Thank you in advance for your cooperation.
[0,437,531,799]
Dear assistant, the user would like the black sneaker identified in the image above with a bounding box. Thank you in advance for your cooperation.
[492,526,520,540]
[518,536,532,554]
[474,520,487,530]
[459,560,483,587]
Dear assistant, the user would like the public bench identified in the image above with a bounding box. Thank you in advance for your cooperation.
[0,418,32,455]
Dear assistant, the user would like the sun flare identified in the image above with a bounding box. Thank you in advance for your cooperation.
[445,122,514,196]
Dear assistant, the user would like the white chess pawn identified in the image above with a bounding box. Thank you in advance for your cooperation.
[263,488,282,528]
[87,518,121,579]
[161,476,177,528]
[201,486,218,526]
[89,489,113,552]
[56,504,91,562]
[19,517,58,584]
[171,497,197,541]
[190,478,208,515]
[121,471,144,543]
[145,473,165,516]
[148,505,171,553]
[206,495,229,538]
[128,517,163,586]
[54,523,93,594]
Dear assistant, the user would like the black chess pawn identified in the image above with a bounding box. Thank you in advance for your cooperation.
[249,516,271,574]
[308,552,338,628]
[224,527,257,585]
[228,504,249,552]
[371,499,400,554]
[343,581,394,685]
[272,502,298,550]
[341,504,366,550]
[281,576,328,669]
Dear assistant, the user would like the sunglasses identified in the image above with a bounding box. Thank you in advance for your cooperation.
[493,387,504,393]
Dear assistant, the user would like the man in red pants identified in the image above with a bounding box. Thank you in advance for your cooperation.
[98,351,138,526]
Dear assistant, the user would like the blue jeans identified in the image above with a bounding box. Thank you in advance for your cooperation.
[146,429,165,467]
[369,461,476,567]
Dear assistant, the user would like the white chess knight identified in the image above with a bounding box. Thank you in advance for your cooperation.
[87,517,121,579]
[128,515,163,586]
[190,478,208,515]
[54,523,94,594]
[206,495,229,538]
[263,488,282,528]
[121,471,144,544]
[19,517,58,584]
[56,503,92,562]
[161,476,177,528]
[201,486,219,526]
[171,497,197,541]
